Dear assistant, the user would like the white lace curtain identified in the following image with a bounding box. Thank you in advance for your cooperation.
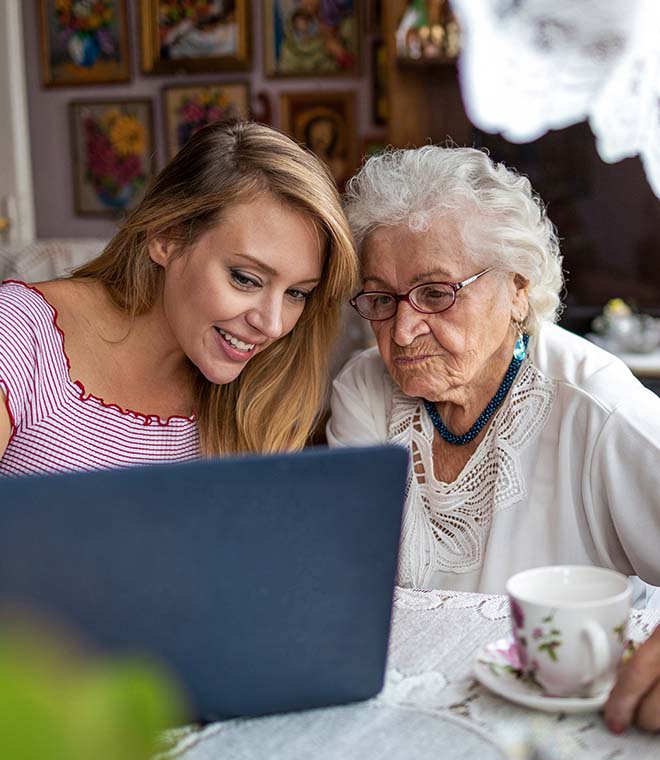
[449,0,660,199]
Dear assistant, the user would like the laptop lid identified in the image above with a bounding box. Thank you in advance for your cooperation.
[0,445,408,720]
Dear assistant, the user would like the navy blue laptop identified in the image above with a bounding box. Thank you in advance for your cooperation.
[0,445,408,721]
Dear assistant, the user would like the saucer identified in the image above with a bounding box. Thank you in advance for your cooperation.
[473,637,613,714]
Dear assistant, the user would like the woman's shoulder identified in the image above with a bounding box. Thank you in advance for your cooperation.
[0,281,65,402]
[532,322,653,409]
[0,278,103,361]
[0,277,89,314]
[0,279,61,331]
[30,278,96,315]
[328,346,392,445]
[333,345,390,392]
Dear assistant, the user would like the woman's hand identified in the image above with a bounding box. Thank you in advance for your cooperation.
[604,624,660,732]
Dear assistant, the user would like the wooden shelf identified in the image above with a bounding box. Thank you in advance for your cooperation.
[384,1,470,148]
[396,56,457,68]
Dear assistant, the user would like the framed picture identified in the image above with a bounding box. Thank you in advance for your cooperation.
[69,99,155,217]
[141,0,250,74]
[280,91,357,189]
[38,0,130,86]
[163,82,251,159]
[264,0,359,77]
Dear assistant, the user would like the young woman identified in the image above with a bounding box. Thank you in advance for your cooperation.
[0,121,358,475]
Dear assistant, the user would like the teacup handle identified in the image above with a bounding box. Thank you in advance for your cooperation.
[581,621,611,694]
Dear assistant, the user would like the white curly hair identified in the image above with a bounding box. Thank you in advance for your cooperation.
[343,145,564,334]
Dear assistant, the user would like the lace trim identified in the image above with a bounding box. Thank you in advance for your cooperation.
[388,361,557,587]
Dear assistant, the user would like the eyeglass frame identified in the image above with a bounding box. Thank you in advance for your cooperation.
[349,267,495,321]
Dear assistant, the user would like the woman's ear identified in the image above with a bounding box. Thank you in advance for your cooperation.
[511,273,530,323]
[148,237,171,267]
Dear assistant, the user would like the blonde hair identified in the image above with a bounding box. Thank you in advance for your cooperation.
[344,145,564,335]
[74,121,358,456]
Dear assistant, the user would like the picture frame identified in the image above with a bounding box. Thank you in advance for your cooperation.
[162,82,251,160]
[140,0,251,74]
[264,0,359,77]
[69,99,155,217]
[38,0,130,86]
[279,91,357,189]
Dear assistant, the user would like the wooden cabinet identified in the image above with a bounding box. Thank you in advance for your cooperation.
[383,0,471,148]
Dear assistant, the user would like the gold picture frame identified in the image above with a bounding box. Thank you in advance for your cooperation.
[264,0,359,77]
[141,0,251,74]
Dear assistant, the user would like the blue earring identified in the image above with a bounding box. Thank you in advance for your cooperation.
[513,322,527,361]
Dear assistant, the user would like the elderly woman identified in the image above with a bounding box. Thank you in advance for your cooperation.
[328,146,660,732]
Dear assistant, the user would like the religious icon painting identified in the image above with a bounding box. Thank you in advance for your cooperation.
[69,99,155,216]
[141,0,251,74]
[279,91,358,189]
[264,0,359,77]
[38,0,130,86]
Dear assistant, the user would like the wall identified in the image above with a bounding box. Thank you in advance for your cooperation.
[471,122,660,309]
[19,2,660,308]
[22,1,382,239]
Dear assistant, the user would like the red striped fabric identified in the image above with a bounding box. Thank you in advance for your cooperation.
[0,281,200,476]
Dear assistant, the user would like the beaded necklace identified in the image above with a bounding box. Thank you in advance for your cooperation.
[423,334,529,446]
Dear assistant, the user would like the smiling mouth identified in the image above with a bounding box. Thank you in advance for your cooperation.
[214,327,256,353]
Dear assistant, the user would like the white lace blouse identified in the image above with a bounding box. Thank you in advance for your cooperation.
[327,324,660,597]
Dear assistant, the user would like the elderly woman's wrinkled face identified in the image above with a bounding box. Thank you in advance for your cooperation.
[361,217,529,401]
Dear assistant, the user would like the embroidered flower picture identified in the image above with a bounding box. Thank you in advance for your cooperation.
[70,100,154,216]
[39,0,130,85]
[163,83,250,160]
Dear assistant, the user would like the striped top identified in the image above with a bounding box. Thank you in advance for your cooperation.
[0,280,200,477]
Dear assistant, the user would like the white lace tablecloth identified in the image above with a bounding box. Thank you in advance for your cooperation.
[161,588,660,760]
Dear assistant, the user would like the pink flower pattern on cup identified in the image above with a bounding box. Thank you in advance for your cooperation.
[510,595,564,669]
[479,637,544,691]
[506,566,632,697]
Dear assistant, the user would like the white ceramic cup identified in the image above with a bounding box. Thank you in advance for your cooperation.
[505,565,632,697]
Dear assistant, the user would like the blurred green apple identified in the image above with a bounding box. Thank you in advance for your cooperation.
[0,622,189,760]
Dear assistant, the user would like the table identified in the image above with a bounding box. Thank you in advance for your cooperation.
[160,588,660,760]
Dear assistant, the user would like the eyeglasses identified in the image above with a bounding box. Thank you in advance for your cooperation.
[350,267,494,321]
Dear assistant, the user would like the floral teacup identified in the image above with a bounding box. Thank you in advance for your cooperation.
[506,566,631,698]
